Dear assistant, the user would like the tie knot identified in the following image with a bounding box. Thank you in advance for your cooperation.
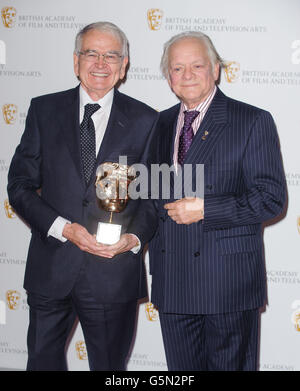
[183,110,199,127]
[84,103,100,118]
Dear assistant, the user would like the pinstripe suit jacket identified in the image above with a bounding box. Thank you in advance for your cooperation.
[148,88,286,315]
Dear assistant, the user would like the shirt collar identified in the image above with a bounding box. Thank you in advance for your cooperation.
[79,85,114,114]
[181,85,217,114]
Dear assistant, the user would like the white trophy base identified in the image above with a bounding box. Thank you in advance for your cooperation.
[96,222,122,245]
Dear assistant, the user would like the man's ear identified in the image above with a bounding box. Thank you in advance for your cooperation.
[213,62,220,82]
[119,56,129,80]
[73,52,79,78]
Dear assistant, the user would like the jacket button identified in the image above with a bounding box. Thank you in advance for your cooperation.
[82,199,89,207]
[206,184,213,190]
[194,251,200,257]
[161,249,165,253]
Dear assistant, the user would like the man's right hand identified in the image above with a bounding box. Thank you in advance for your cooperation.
[62,222,114,258]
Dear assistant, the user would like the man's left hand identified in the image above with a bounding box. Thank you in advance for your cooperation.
[164,197,204,224]
[97,233,139,258]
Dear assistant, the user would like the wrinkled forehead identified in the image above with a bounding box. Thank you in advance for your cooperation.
[80,29,122,50]
[169,37,210,62]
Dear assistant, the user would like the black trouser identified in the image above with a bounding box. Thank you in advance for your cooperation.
[26,266,137,371]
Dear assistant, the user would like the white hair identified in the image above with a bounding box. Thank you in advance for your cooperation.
[160,31,223,78]
[74,21,129,57]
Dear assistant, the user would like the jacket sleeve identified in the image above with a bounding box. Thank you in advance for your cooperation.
[204,110,287,231]
[7,99,59,236]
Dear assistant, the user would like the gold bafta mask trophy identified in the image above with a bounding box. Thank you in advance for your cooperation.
[95,162,135,244]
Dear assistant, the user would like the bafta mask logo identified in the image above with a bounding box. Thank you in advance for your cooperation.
[291,300,300,332]
[1,7,17,28]
[147,9,163,31]
[4,199,16,219]
[6,290,21,310]
[297,216,300,235]
[224,61,240,83]
[145,302,159,322]
[75,340,88,360]
[2,104,18,124]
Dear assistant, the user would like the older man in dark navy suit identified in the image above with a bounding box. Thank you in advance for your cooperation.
[7,22,157,371]
[128,32,286,371]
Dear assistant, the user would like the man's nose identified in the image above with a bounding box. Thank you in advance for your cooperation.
[182,66,193,79]
[95,54,107,66]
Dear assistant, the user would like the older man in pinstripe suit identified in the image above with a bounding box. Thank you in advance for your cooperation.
[141,32,286,371]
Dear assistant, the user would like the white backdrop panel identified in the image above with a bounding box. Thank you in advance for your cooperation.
[0,0,299,371]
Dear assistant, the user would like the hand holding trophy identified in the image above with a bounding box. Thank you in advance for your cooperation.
[95,162,136,245]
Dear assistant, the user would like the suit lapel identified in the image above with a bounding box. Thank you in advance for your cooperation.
[95,89,129,166]
[184,88,229,165]
[160,104,180,167]
[56,86,85,187]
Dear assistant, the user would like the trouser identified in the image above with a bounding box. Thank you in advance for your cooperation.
[159,309,259,371]
[26,266,137,371]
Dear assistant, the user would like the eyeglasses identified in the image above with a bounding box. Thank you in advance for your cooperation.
[78,50,123,64]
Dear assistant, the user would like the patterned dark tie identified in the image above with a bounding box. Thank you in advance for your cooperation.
[80,103,100,184]
[178,110,199,166]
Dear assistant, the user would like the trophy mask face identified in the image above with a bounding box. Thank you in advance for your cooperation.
[95,162,136,213]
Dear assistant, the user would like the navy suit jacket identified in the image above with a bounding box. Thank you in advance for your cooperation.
[7,86,158,303]
[148,88,286,315]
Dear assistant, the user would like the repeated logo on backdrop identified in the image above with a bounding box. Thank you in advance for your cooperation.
[1,5,84,30]
[145,9,300,87]
[146,8,267,34]
[2,104,18,125]
[4,199,16,219]
[145,302,159,322]
[6,289,21,310]
[224,61,240,83]
[75,340,88,360]
[147,9,163,31]
[222,61,300,86]
[1,6,17,28]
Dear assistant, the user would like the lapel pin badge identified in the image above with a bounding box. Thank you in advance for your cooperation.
[201,131,209,140]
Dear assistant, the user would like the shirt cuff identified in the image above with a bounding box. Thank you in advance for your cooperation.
[130,234,141,254]
[47,216,71,243]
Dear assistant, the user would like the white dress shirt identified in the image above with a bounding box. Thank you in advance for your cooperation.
[173,86,217,170]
